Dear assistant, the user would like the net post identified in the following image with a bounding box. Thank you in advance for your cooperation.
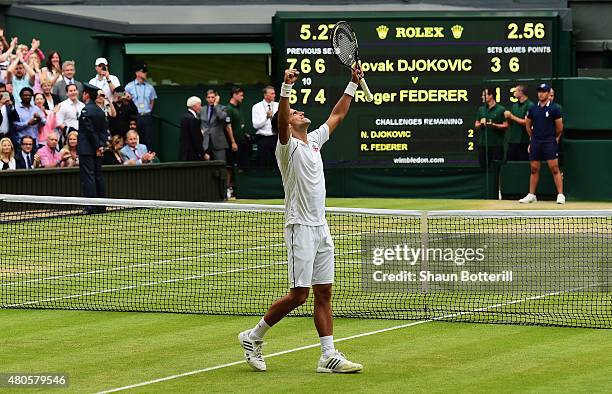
[420,211,429,294]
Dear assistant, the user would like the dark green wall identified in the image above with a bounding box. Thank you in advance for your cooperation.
[0,162,227,201]
[563,140,612,200]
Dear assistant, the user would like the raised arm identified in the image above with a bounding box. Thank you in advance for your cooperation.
[324,67,362,135]
[278,69,299,145]
[6,56,18,81]
[0,37,17,63]
[19,55,36,83]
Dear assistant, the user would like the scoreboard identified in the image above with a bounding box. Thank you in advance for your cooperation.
[273,12,561,168]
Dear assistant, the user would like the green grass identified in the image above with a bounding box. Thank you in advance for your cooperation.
[1,198,611,392]
[1,310,610,393]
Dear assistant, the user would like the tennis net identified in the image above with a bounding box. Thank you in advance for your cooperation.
[0,194,610,328]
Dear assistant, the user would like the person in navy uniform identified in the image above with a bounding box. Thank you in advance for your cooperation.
[78,83,108,213]
[519,83,565,204]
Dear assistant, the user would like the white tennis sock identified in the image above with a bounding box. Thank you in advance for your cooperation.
[249,318,270,341]
[320,335,335,358]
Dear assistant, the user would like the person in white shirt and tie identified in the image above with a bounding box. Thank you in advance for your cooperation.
[251,85,278,168]
[52,61,83,101]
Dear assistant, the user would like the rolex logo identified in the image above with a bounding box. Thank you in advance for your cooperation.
[451,24,464,39]
[376,25,389,40]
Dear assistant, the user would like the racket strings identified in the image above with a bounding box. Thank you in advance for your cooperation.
[332,24,358,67]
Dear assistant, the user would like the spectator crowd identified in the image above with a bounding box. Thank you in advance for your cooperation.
[0,30,157,173]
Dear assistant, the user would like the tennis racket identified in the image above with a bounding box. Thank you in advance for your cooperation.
[330,21,374,102]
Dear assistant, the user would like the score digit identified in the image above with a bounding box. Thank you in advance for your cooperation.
[490,57,501,73]
[509,57,520,72]
[300,24,311,40]
[507,22,545,39]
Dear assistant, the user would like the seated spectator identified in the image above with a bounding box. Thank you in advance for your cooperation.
[33,131,61,168]
[102,134,131,165]
[41,78,60,110]
[88,58,120,98]
[40,51,62,87]
[33,92,57,147]
[108,86,137,139]
[14,87,45,147]
[15,135,36,169]
[0,136,16,170]
[56,83,85,138]
[52,60,83,101]
[59,130,78,167]
[6,54,35,105]
[120,130,156,165]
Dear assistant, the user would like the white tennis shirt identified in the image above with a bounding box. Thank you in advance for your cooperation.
[275,123,329,227]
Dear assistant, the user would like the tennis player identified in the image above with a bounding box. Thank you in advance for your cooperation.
[239,67,363,373]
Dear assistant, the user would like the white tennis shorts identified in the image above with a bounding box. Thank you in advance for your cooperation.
[284,223,334,288]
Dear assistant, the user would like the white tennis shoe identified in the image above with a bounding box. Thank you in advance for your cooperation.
[317,350,363,373]
[238,330,266,371]
[519,193,537,203]
[556,194,566,204]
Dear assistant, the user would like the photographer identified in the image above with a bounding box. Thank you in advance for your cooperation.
[88,58,120,98]
[108,86,137,139]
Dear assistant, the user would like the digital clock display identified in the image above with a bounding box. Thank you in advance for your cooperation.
[273,13,559,167]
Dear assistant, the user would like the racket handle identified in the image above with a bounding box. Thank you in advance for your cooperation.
[359,78,374,102]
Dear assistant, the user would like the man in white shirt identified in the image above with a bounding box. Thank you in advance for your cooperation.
[56,84,85,136]
[88,58,120,98]
[251,85,278,168]
[239,67,363,374]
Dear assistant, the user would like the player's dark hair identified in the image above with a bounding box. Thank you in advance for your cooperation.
[484,87,496,98]
[232,86,244,95]
[271,111,279,135]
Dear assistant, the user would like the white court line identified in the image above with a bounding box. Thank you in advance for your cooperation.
[95,285,596,394]
[3,261,288,308]
[3,247,365,308]
[2,230,369,288]
[1,242,286,287]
